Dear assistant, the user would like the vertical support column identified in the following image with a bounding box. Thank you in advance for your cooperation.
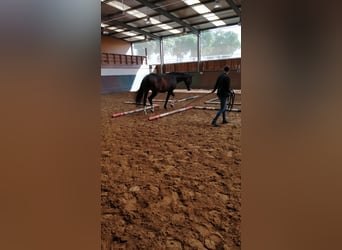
[159,37,164,74]
[197,31,201,73]
[144,47,148,65]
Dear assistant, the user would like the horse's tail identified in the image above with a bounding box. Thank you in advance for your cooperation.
[135,75,148,104]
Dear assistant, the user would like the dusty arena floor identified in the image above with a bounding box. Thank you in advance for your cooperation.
[101,90,241,250]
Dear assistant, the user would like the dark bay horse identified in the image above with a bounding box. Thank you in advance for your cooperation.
[135,72,192,113]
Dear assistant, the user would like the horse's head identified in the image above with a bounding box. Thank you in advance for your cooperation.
[179,73,192,91]
[185,74,192,91]
[167,72,192,91]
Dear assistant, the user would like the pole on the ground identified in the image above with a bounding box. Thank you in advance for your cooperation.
[176,95,199,103]
[193,106,241,112]
[148,106,193,121]
[112,104,159,118]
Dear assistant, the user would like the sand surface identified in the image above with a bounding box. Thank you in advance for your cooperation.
[101,91,241,250]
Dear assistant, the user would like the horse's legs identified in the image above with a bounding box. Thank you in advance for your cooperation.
[164,92,172,109]
[143,90,149,114]
[170,91,175,108]
[148,90,158,113]
[227,91,235,111]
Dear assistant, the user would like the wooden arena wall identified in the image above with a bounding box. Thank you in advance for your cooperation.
[155,58,241,90]
[101,35,131,55]
[101,55,241,93]
[100,36,241,92]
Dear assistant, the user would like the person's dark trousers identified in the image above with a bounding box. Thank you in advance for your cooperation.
[212,96,227,125]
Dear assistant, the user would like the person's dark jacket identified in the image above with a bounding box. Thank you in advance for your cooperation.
[213,73,231,98]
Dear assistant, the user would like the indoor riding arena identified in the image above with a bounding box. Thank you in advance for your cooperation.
[101,1,242,249]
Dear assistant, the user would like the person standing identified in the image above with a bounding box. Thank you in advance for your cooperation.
[211,66,231,127]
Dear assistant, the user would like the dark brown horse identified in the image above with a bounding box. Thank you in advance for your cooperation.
[135,72,192,113]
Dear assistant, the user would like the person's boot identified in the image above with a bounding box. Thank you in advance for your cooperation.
[211,120,218,127]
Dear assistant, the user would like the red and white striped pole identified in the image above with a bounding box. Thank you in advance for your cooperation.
[176,95,199,103]
[112,104,159,118]
[193,106,241,112]
[204,97,219,104]
[193,106,218,110]
[148,106,193,121]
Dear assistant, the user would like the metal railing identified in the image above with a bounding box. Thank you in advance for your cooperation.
[101,53,147,66]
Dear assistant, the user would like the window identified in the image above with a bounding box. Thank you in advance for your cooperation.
[132,40,161,65]
[201,25,241,60]
[132,24,241,65]
[163,33,197,63]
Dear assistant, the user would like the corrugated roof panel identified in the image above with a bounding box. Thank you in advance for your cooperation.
[101,0,241,42]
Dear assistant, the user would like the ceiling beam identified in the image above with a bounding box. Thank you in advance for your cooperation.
[225,0,241,17]
[134,0,199,34]
[104,19,160,40]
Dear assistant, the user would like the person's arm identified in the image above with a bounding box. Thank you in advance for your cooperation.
[227,76,231,90]
[212,76,220,93]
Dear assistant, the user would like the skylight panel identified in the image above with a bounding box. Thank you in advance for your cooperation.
[107,26,124,32]
[126,36,145,41]
[106,1,129,11]
[135,36,145,40]
[107,1,147,19]
[126,9,147,18]
[157,24,173,30]
[183,0,201,5]
[150,18,161,25]
[168,29,182,34]
[184,1,226,26]
[103,25,125,32]
[212,20,226,26]
[203,13,219,21]
[192,5,211,14]
[121,31,137,36]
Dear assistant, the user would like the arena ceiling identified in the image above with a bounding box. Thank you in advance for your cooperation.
[101,0,241,42]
